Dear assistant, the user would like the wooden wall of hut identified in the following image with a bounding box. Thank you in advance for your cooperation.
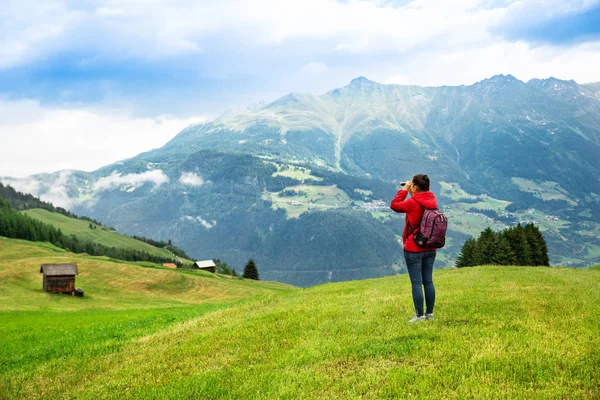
[43,276,75,293]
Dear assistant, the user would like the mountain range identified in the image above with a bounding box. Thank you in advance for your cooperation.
[3,74,600,286]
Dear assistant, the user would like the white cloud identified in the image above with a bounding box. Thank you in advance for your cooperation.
[1,0,589,69]
[95,7,126,18]
[379,40,600,87]
[179,172,204,186]
[184,215,217,229]
[301,62,329,75]
[0,0,597,93]
[93,170,169,191]
[384,74,412,85]
[0,98,207,177]
[2,170,74,209]
[0,1,81,69]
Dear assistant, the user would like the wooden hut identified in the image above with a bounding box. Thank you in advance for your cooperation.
[40,264,78,293]
[193,260,216,273]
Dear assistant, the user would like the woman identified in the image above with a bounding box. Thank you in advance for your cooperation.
[390,174,438,323]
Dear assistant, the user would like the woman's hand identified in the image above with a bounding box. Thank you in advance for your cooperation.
[404,181,414,194]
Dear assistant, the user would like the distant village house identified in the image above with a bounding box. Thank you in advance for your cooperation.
[193,260,216,273]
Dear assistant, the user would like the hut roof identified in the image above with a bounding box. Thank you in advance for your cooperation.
[40,264,78,276]
[194,260,216,268]
[163,263,177,269]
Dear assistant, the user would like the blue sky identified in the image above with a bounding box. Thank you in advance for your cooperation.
[1,0,600,177]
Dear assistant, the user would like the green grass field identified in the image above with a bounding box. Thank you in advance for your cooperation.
[22,208,190,263]
[511,177,577,206]
[1,237,599,399]
[272,165,323,182]
[265,184,353,218]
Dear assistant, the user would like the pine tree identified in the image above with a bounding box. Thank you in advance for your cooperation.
[491,235,517,266]
[456,238,476,267]
[508,224,533,265]
[524,224,550,266]
[243,259,259,280]
[474,228,496,265]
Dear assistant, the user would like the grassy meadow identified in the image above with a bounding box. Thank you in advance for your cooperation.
[21,208,192,264]
[1,237,599,398]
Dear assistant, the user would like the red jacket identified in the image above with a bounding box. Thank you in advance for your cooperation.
[390,190,438,253]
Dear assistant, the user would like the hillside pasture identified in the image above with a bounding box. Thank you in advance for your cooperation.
[272,164,323,182]
[511,177,577,205]
[1,255,598,398]
[266,184,353,218]
[22,208,189,263]
[0,237,293,312]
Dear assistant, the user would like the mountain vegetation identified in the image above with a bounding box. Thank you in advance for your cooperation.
[243,259,260,280]
[0,197,185,266]
[0,182,104,226]
[456,224,550,267]
[1,183,191,263]
[4,75,600,285]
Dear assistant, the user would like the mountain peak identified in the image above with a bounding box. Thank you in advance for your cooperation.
[350,76,375,86]
[527,77,578,87]
[483,74,521,84]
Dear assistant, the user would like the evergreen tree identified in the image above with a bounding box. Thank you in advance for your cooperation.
[474,228,496,265]
[455,223,550,268]
[243,259,260,280]
[491,235,517,265]
[456,238,476,267]
[507,224,533,265]
[524,224,550,266]
[214,259,235,276]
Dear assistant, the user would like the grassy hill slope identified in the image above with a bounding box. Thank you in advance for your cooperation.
[1,238,598,398]
[22,208,191,263]
[0,237,292,312]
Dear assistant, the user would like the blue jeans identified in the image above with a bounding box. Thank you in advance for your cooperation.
[404,250,436,317]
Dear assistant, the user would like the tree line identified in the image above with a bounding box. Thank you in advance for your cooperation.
[456,224,550,267]
[0,197,183,266]
[131,236,191,259]
[1,182,191,262]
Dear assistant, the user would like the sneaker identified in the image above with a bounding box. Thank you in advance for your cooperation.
[409,315,426,323]
[424,313,434,320]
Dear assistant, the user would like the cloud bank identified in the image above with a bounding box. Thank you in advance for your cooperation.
[94,170,169,191]
[0,98,206,177]
[2,170,75,209]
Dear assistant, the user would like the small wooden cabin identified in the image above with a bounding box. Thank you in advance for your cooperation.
[40,264,78,293]
[163,263,177,269]
[193,260,216,273]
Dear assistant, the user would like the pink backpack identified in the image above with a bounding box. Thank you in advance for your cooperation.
[410,205,448,249]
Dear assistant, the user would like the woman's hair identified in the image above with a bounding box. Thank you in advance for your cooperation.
[412,174,430,192]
